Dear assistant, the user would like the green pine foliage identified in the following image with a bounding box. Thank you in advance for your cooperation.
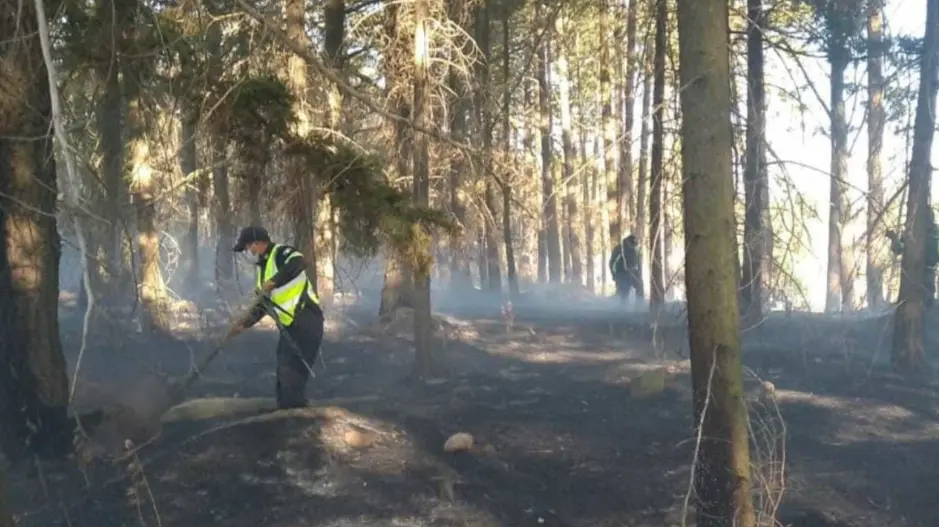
[206,73,454,271]
[285,137,456,274]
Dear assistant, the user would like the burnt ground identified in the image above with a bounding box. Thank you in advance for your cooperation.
[7,291,939,527]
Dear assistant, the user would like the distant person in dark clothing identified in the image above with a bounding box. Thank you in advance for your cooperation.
[887,207,939,307]
[609,235,641,303]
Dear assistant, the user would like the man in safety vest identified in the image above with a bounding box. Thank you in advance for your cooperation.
[227,225,325,409]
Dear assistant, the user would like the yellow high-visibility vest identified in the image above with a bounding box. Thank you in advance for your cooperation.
[256,244,320,326]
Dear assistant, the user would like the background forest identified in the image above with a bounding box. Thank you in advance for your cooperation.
[2,0,939,525]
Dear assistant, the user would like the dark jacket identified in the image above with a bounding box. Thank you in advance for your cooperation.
[609,238,639,276]
[890,211,939,268]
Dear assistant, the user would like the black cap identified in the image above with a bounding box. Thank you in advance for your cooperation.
[232,226,271,252]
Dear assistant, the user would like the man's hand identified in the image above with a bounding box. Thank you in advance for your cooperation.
[260,279,276,294]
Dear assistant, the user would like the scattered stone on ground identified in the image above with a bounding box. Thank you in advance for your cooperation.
[14,300,939,527]
[443,432,474,453]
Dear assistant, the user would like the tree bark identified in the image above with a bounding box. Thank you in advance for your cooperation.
[557,15,583,284]
[825,42,853,312]
[285,0,319,292]
[599,0,620,246]
[447,70,472,289]
[446,0,472,290]
[211,136,235,286]
[501,10,520,298]
[892,0,939,372]
[649,0,667,311]
[0,0,72,458]
[635,45,652,300]
[318,0,345,300]
[741,0,767,321]
[474,0,502,292]
[523,82,542,285]
[576,53,596,292]
[412,0,434,378]
[180,103,200,292]
[676,0,757,524]
[621,0,638,235]
[244,165,263,226]
[94,0,129,296]
[128,102,170,334]
[379,1,413,315]
[536,0,561,283]
[866,0,887,310]
[205,20,235,287]
[324,0,345,129]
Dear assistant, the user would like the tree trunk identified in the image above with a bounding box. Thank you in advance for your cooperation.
[536,1,561,283]
[312,165,335,301]
[503,186,519,297]
[649,0,667,311]
[212,136,235,286]
[595,133,609,290]
[502,10,520,298]
[522,82,541,285]
[320,0,344,299]
[635,46,651,300]
[892,0,939,372]
[447,67,472,290]
[477,230,489,286]
[621,0,638,235]
[128,103,170,334]
[577,56,596,292]
[245,165,263,226]
[180,103,200,292]
[379,1,413,315]
[205,20,234,287]
[741,0,767,321]
[562,187,572,281]
[94,0,128,296]
[663,172,673,298]
[285,0,318,292]
[599,0,620,247]
[676,0,757,524]
[484,182,502,291]
[826,45,853,312]
[866,0,887,310]
[474,0,501,292]
[0,0,72,458]
[557,16,583,284]
[324,0,345,129]
[412,1,435,378]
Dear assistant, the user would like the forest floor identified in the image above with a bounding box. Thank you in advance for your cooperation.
[7,286,939,527]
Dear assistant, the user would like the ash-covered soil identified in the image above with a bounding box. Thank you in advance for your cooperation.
[7,292,939,527]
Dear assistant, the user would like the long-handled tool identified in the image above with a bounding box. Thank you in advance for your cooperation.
[256,295,317,378]
[82,295,320,456]
[77,307,251,456]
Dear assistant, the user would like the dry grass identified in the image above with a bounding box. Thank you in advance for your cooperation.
[678,362,788,527]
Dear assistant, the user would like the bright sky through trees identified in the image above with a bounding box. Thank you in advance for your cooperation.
[775,0,935,311]
[660,0,934,311]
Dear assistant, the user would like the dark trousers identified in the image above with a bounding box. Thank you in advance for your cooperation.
[275,303,324,409]
[614,269,640,301]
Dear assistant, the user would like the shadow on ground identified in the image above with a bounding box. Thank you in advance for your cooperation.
[7,300,939,527]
